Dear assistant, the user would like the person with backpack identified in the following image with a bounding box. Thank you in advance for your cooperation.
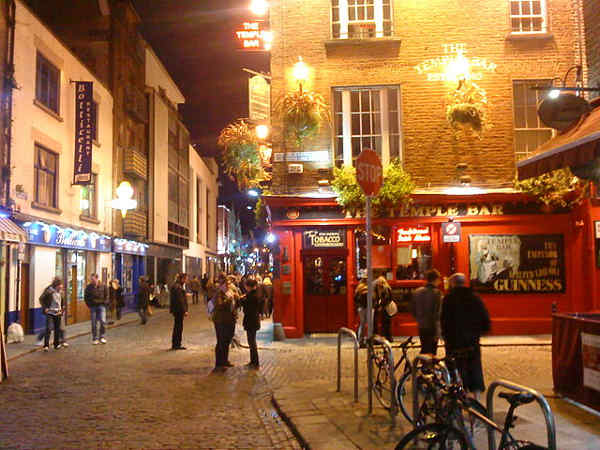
[39,277,65,351]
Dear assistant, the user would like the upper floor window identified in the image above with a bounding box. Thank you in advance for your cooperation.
[36,52,60,114]
[331,0,393,39]
[80,174,98,219]
[510,0,547,34]
[512,79,553,161]
[34,144,58,209]
[333,86,401,167]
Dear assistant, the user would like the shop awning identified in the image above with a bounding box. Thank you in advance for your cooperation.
[0,217,27,243]
[517,101,600,180]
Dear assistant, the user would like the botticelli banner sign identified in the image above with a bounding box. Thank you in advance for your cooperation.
[303,229,346,249]
[469,234,565,294]
[73,81,94,185]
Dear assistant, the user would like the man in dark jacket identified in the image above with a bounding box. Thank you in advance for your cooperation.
[137,276,150,325]
[170,273,189,350]
[441,273,491,398]
[242,278,261,368]
[84,273,108,344]
[412,269,442,355]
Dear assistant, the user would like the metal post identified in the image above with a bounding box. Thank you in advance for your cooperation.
[336,327,359,403]
[486,379,556,450]
[371,335,397,424]
[366,195,373,414]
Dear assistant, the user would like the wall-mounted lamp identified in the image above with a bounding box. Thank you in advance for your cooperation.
[110,181,137,218]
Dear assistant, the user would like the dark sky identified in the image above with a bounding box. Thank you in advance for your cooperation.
[132,0,269,234]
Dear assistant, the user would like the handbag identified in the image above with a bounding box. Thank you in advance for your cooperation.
[385,300,398,317]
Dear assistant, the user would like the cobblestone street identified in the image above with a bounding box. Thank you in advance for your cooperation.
[3,306,600,448]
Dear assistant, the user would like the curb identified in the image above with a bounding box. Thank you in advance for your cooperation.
[271,394,311,450]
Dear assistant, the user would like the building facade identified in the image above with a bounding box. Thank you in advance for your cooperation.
[264,0,595,337]
[217,205,242,274]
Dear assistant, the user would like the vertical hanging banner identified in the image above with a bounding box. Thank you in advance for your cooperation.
[73,81,94,185]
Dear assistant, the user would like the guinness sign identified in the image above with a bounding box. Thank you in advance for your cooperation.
[303,229,346,249]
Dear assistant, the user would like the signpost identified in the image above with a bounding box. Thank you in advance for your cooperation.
[356,149,383,415]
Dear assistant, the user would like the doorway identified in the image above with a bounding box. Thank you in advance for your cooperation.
[303,254,347,333]
[20,263,29,331]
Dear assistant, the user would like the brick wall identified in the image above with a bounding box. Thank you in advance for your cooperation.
[583,0,600,90]
[269,0,581,193]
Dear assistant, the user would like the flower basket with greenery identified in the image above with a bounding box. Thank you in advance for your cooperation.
[331,165,365,217]
[514,167,587,211]
[254,192,271,230]
[217,120,267,190]
[446,81,490,137]
[276,90,330,147]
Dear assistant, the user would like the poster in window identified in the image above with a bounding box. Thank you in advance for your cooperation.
[582,333,600,392]
[73,81,95,185]
[469,234,565,293]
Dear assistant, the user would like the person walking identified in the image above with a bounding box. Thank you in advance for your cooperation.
[374,274,394,342]
[201,273,209,303]
[354,278,368,347]
[170,273,189,350]
[262,276,273,318]
[212,274,236,370]
[441,273,491,400]
[109,279,124,321]
[412,269,443,355]
[190,275,201,305]
[39,277,65,351]
[84,273,108,344]
[137,276,150,325]
[241,278,261,368]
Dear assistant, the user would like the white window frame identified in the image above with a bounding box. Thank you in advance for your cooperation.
[509,0,548,34]
[334,86,402,167]
[332,0,392,39]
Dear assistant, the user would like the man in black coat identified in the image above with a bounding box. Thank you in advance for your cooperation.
[441,273,491,398]
[170,273,189,350]
[241,278,261,368]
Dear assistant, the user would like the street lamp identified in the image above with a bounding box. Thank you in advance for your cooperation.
[256,124,270,140]
[110,181,137,218]
[248,188,260,197]
[250,0,269,16]
[292,57,309,91]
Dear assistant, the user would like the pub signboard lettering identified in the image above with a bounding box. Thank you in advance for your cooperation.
[303,229,346,249]
[469,234,565,293]
[22,220,111,252]
[73,81,95,185]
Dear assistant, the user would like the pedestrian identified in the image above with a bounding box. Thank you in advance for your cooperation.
[412,269,443,355]
[241,278,261,368]
[109,279,124,320]
[441,273,491,400]
[212,273,236,370]
[262,276,273,317]
[170,273,189,350]
[159,283,169,308]
[84,273,108,344]
[39,277,65,351]
[137,276,150,325]
[374,274,394,342]
[354,278,368,347]
[201,273,209,303]
[189,275,201,305]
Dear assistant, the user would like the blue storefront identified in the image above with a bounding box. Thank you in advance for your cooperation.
[113,238,148,312]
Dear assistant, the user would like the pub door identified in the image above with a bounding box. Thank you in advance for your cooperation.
[303,254,347,333]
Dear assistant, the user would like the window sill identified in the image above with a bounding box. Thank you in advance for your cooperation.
[33,99,63,122]
[506,32,554,41]
[31,202,62,215]
[80,215,100,225]
[325,37,401,48]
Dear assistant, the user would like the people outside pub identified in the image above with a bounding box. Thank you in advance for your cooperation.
[170,273,189,350]
[190,275,201,305]
[39,277,65,351]
[84,273,108,344]
[441,273,491,400]
[374,274,394,342]
[354,278,368,347]
[212,274,237,370]
[137,276,150,325]
[412,269,443,355]
[241,278,261,368]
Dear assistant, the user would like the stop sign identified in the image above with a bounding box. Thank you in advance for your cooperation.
[356,149,383,196]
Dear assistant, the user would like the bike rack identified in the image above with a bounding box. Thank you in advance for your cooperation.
[411,354,451,425]
[368,335,398,424]
[336,327,359,403]
[486,379,556,450]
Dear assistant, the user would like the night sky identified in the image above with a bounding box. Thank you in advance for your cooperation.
[132,0,269,233]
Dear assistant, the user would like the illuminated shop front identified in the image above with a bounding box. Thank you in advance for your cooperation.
[264,192,587,338]
[113,238,148,312]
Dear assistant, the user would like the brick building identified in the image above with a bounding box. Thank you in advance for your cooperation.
[583,0,600,88]
[263,0,597,337]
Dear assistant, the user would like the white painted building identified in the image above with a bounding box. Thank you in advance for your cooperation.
[6,0,114,332]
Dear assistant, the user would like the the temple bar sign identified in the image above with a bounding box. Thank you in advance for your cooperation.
[400,204,504,217]
[303,229,346,249]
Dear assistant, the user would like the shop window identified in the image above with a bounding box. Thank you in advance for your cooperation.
[34,144,58,208]
[395,226,433,280]
[331,0,393,39]
[35,51,60,114]
[355,225,392,279]
[513,80,554,161]
[334,86,401,167]
[510,0,547,34]
[80,174,97,219]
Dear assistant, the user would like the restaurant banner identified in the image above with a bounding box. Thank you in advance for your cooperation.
[73,81,94,185]
[469,234,565,293]
[303,229,346,249]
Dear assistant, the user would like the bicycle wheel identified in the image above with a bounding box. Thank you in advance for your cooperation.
[371,349,394,409]
[395,423,468,450]
[396,369,438,425]
[396,369,413,423]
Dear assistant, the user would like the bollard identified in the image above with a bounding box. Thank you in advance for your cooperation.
[336,327,359,403]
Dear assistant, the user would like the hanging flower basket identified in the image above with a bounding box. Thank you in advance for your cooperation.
[276,90,330,147]
[446,81,490,138]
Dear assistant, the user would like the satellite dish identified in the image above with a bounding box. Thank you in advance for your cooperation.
[538,93,591,131]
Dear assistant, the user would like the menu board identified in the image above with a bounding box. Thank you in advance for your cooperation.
[469,234,565,293]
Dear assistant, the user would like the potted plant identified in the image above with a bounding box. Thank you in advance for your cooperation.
[514,167,587,212]
[446,80,490,138]
[372,158,414,217]
[331,165,365,217]
[276,90,330,147]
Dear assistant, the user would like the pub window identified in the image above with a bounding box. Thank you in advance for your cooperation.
[355,226,392,279]
[80,173,98,219]
[35,52,60,114]
[512,80,553,161]
[395,226,433,280]
[34,144,58,208]
[331,0,393,39]
[510,0,547,34]
[334,86,402,167]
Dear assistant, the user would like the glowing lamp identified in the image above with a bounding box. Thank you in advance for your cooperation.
[248,188,260,197]
[110,181,137,218]
[548,89,560,99]
[250,0,269,16]
[256,124,270,140]
[265,232,276,244]
[446,51,470,81]
[292,57,309,83]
